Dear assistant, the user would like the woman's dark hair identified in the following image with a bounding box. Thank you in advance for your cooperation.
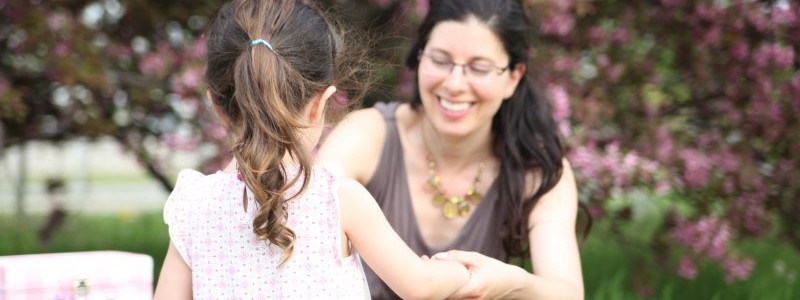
[205,0,367,266]
[406,0,576,261]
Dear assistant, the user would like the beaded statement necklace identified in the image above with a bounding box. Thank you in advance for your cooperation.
[425,151,485,219]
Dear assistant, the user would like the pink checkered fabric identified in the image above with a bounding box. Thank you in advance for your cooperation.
[164,164,369,299]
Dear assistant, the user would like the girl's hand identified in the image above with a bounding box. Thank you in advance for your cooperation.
[433,250,528,299]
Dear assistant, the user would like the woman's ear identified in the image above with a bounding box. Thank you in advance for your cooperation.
[503,63,527,100]
[307,85,337,124]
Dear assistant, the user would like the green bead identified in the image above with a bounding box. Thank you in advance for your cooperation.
[433,194,446,207]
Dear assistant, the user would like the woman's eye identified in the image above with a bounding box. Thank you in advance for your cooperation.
[468,64,492,75]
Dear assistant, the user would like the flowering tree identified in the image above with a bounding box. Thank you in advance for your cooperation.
[524,0,799,287]
[0,0,226,193]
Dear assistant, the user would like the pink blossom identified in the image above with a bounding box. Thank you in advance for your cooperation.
[553,56,578,72]
[730,41,749,61]
[772,5,798,26]
[171,66,204,96]
[47,11,69,31]
[746,8,769,32]
[680,149,710,188]
[588,26,605,45]
[700,25,722,48]
[189,36,207,60]
[414,0,429,16]
[752,44,771,68]
[396,69,415,99]
[707,224,730,260]
[659,0,685,8]
[587,205,605,218]
[540,14,575,37]
[611,28,629,45]
[694,3,723,21]
[204,122,227,140]
[547,84,571,123]
[554,0,574,11]
[672,216,732,261]
[723,258,754,283]
[139,53,168,76]
[606,64,625,82]
[54,42,70,58]
[568,145,601,179]
[714,149,740,172]
[656,126,674,162]
[677,256,698,279]
[772,45,795,68]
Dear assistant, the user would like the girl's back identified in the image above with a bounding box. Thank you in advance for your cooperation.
[164,164,368,298]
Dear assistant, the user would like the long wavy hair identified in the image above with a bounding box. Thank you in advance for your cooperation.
[405,0,577,260]
[204,0,366,266]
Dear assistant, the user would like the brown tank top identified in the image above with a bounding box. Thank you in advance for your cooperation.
[363,102,508,299]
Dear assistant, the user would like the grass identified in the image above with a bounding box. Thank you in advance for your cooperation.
[1,211,170,285]
[581,223,799,299]
[1,212,798,298]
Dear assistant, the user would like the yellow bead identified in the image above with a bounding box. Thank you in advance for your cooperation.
[443,202,458,219]
[448,196,460,204]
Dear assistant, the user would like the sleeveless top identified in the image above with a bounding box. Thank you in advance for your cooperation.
[164,164,370,299]
[363,102,507,299]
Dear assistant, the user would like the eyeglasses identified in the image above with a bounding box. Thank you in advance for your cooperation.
[419,51,509,84]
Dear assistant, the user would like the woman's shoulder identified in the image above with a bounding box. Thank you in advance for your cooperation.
[317,104,388,182]
[528,158,578,225]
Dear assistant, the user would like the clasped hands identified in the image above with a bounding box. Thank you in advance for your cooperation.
[425,250,529,300]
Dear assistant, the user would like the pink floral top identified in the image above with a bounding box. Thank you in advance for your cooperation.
[164,164,370,299]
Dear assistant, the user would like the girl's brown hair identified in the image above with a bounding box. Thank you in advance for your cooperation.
[204,0,368,267]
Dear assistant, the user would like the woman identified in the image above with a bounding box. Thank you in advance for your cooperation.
[318,0,584,298]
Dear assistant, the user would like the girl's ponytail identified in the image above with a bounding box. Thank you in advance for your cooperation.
[231,43,310,267]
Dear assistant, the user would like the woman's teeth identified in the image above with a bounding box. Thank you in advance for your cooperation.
[440,99,470,112]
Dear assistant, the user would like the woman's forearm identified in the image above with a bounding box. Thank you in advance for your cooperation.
[508,271,583,300]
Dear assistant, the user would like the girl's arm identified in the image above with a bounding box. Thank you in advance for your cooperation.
[338,178,470,300]
[434,159,584,300]
[153,241,192,300]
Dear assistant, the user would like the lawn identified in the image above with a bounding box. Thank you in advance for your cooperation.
[1,212,797,299]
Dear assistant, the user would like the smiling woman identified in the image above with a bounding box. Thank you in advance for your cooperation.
[317,0,585,299]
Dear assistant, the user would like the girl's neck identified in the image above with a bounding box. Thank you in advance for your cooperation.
[222,152,306,174]
[419,120,493,172]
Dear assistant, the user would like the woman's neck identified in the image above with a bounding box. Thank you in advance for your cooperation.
[419,120,493,172]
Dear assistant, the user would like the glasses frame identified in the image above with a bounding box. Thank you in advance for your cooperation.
[419,51,510,80]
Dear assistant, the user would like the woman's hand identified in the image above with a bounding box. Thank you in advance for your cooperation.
[433,250,529,299]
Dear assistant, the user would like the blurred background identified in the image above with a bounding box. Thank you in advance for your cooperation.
[1,0,798,299]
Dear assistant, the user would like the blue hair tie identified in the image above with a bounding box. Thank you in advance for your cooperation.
[251,39,274,51]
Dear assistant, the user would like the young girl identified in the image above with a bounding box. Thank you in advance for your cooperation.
[152,0,469,299]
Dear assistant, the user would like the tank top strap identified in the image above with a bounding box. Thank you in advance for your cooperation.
[372,101,400,121]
